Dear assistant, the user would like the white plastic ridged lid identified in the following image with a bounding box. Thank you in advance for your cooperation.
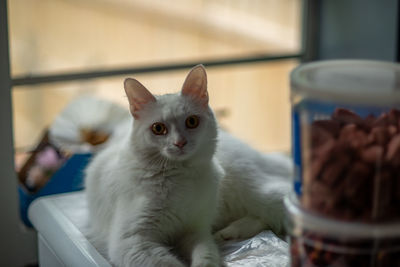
[290,60,400,106]
[284,194,400,239]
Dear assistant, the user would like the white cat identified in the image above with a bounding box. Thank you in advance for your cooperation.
[64,65,292,267]
[85,65,223,267]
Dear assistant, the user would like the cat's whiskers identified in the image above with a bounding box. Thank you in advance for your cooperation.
[144,150,171,172]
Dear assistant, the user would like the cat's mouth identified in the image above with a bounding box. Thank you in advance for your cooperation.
[165,147,190,160]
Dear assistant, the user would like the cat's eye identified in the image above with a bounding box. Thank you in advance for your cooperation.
[185,115,200,129]
[151,122,168,135]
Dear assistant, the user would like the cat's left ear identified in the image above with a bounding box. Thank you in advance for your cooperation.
[181,64,208,107]
[124,78,156,119]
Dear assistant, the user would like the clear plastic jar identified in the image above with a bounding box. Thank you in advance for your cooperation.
[290,60,400,222]
[285,195,400,266]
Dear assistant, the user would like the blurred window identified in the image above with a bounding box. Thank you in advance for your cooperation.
[9,0,301,158]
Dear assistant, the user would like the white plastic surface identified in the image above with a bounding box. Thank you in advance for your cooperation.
[29,192,111,267]
[29,191,289,266]
[38,234,64,267]
[221,231,289,267]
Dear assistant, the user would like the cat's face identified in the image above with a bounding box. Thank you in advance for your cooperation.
[132,95,217,161]
[124,65,217,163]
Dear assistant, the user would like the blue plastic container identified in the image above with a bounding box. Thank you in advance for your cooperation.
[19,153,92,227]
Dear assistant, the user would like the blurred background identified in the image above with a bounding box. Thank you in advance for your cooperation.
[3,0,400,266]
[9,0,301,156]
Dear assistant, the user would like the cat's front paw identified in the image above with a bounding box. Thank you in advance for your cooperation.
[214,226,239,243]
[191,260,221,267]
[214,216,265,244]
[191,250,221,267]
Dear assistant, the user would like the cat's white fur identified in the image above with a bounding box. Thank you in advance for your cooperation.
[213,131,291,241]
[82,65,292,267]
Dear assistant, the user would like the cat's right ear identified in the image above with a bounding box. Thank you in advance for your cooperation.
[124,78,156,119]
[181,64,208,107]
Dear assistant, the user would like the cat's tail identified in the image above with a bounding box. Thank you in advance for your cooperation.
[49,96,130,153]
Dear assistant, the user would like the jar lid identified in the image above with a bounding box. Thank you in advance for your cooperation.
[284,194,400,239]
[290,60,400,106]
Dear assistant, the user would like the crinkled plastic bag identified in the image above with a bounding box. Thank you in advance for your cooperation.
[221,231,289,267]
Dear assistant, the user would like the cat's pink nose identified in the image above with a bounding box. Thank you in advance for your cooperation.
[174,139,187,149]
